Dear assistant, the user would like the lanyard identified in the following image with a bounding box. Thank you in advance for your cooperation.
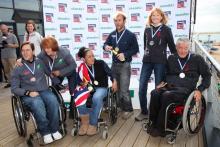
[177,53,191,71]
[48,55,56,71]
[85,63,95,79]
[24,62,35,75]
[151,25,162,39]
[116,29,126,45]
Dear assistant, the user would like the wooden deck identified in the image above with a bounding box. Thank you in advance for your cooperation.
[0,86,204,147]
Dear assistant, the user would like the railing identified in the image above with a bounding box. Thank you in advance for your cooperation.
[192,39,220,147]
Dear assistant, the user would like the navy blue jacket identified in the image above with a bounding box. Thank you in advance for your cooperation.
[103,29,139,63]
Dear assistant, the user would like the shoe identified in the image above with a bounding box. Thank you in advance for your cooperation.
[86,125,97,136]
[122,111,134,120]
[52,131,62,140]
[78,115,89,136]
[4,83,10,88]
[135,112,148,121]
[43,134,53,144]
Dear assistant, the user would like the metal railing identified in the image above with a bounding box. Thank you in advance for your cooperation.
[192,39,220,130]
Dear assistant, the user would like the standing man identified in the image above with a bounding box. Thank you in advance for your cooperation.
[103,11,139,119]
[0,24,19,88]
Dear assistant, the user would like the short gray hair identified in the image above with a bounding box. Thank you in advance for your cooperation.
[176,38,190,49]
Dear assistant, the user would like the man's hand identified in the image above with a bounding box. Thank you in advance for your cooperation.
[29,91,39,97]
[111,79,118,93]
[104,45,113,51]
[156,81,167,89]
[194,90,202,101]
[52,70,61,77]
[15,58,23,67]
[117,53,125,61]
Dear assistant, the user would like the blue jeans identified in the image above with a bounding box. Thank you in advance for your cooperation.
[77,87,107,126]
[139,63,166,114]
[22,89,60,136]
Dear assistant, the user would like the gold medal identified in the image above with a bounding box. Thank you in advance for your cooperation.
[88,86,93,92]
[149,41,154,46]
[179,73,185,78]
[115,47,119,52]
[94,80,99,86]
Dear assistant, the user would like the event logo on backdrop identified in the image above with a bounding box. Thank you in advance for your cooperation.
[43,0,191,77]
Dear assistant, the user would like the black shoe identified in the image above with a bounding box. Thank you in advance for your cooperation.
[4,83,11,88]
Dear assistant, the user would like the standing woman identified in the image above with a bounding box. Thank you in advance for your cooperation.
[135,8,176,121]
[24,20,43,55]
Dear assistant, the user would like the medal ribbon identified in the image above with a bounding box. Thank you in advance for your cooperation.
[48,55,57,71]
[151,25,162,39]
[116,28,126,46]
[24,62,35,75]
[85,64,95,80]
[177,53,191,71]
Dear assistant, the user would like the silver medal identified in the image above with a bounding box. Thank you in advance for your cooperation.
[179,73,185,78]
[94,80,99,86]
[149,41,154,46]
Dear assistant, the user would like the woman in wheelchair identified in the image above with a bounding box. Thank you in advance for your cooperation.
[73,47,117,136]
[148,38,211,137]
[11,42,62,144]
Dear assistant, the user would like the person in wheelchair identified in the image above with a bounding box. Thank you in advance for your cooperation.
[148,38,211,137]
[73,47,117,136]
[11,42,63,144]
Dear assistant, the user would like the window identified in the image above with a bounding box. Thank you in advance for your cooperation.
[0,0,13,8]
[0,8,14,22]
[14,0,40,11]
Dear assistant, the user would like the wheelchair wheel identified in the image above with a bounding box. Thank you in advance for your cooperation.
[49,86,67,122]
[108,89,117,125]
[11,96,27,137]
[182,93,206,135]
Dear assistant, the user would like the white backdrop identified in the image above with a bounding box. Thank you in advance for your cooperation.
[43,0,191,108]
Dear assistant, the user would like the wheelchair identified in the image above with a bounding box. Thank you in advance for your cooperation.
[11,86,67,146]
[143,91,206,144]
[71,87,117,139]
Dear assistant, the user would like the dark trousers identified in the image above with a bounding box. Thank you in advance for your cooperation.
[149,86,191,131]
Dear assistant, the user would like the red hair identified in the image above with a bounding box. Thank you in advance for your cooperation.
[41,36,59,51]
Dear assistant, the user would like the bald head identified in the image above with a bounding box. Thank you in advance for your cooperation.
[0,24,9,34]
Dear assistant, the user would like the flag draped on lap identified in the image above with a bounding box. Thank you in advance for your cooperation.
[72,63,91,107]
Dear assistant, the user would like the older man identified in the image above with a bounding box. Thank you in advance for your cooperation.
[148,38,211,137]
[103,11,139,119]
[0,24,19,88]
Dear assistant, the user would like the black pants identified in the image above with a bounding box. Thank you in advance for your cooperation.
[149,86,192,131]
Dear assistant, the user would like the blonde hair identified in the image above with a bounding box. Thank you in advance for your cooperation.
[147,7,167,25]
[113,11,127,20]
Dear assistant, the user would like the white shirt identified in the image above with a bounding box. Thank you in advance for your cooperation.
[23,31,43,56]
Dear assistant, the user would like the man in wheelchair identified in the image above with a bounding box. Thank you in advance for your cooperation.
[11,42,62,144]
[148,38,211,137]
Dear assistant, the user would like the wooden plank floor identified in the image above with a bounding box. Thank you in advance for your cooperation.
[0,85,204,147]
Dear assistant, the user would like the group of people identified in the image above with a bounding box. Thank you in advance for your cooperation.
[0,7,211,144]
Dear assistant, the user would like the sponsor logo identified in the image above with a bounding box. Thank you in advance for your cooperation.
[175,34,188,38]
[73,14,82,22]
[146,3,155,11]
[160,4,174,8]
[100,8,112,11]
[177,20,186,29]
[175,13,189,16]
[57,17,70,20]
[131,0,138,2]
[87,5,96,13]
[58,3,67,12]
[102,14,110,22]
[71,7,84,11]
[88,43,97,50]
[131,13,140,21]
[85,17,98,21]
[101,0,108,3]
[129,6,142,10]
[116,5,125,11]
[59,38,71,41]
[61,45,69,50]
[72,0,80,2]
[74,34,83,42]
[103,51,110,58]
[131,68,140,75]
[72,27,84,31]
[44,5,55,9]
[102,33,109,41]
[177,0,187,8]
[88,24,96,32]
[45,13,54,22]
[60,24,68,33]
[164,11,171,18]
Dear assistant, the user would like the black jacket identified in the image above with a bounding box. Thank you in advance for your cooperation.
[142,25,176,64]
[165,53,211,92]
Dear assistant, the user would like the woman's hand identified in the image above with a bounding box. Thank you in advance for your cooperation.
[29,91,39,97]
[52,70,61,77]
[111,79,118,93]
[15,58,23,67]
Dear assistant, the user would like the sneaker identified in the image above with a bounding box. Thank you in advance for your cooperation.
[4,83,10,88]
[122,111,134,120]
[135,112,148,121]
[52,131,62,141]
[43,134,53,144]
